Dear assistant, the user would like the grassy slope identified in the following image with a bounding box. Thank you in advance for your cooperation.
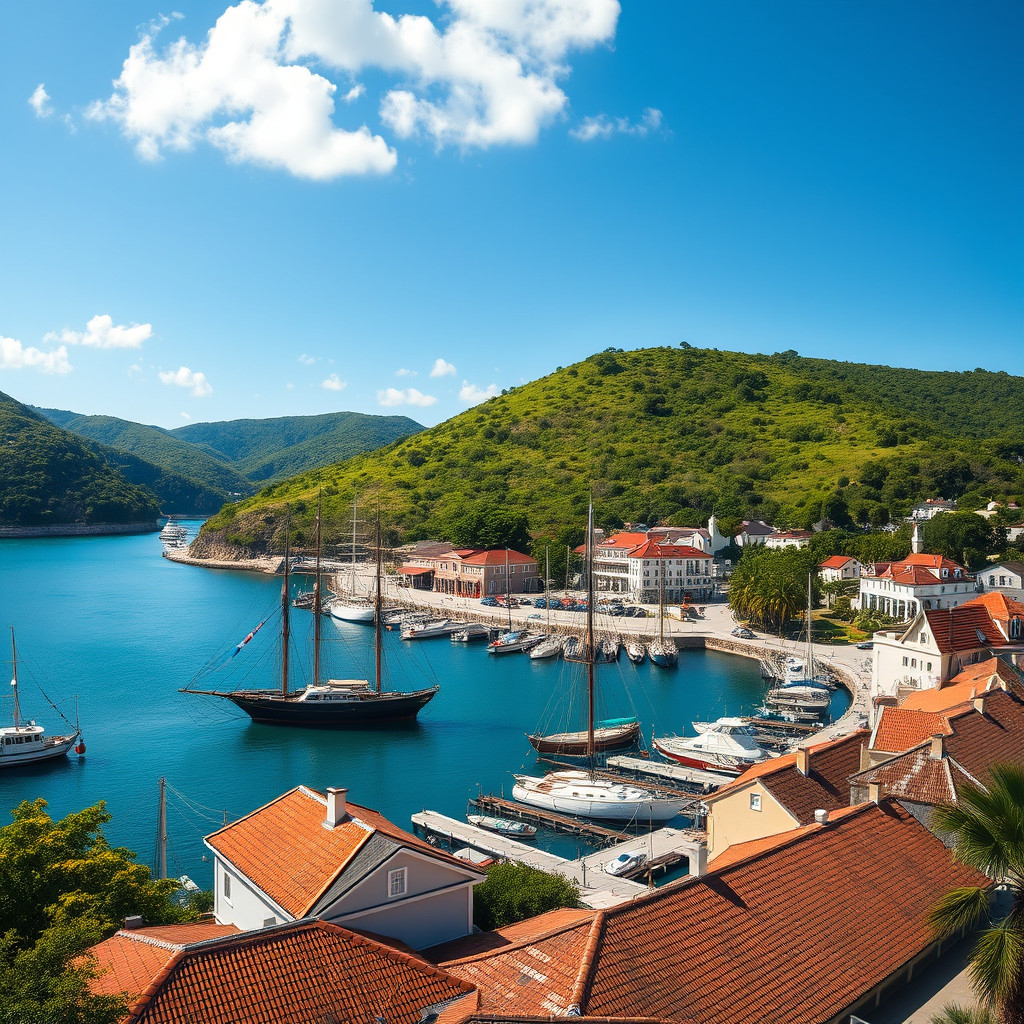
[0,393,160,525]
[198,346,1024,550]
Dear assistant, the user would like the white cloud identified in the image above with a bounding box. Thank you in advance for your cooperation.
[48,314,153,349]
[459,379,498,405]
[322,372,347,390]
[395,367,416,377]
[570,106,663,141]
[180,412,192,420]
[377,386,436,407]
[159,365,213,396]
[429,357,456,377]
[29,84,53,118]
[87,0,620,178]
[298,353,316,364]
[0,336,72,374]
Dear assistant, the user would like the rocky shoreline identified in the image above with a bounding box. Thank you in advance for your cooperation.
[0,521,160,539]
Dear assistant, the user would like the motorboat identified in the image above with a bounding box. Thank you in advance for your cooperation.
[625,639,646,665]
[653,717,769,774]
[467,814,537,839]
[512,770,686,823]
[528,635,564,659]
[400,619,453,640]
[604,851,647,877]
[2,628,84,768]
[487,630,542,654]
[450,624,490,643]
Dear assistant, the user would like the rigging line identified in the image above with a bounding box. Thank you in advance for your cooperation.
[167,803,219,836]
[165,782,239,822]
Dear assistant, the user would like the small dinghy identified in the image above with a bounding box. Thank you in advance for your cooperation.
[467,814,538,839]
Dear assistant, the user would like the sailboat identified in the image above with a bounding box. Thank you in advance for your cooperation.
[182,502,439,726]
[328,498,375,624]
[647,555,678,667]
[764,575,831,714]
[1,628,83,768]
[513,505,685,821]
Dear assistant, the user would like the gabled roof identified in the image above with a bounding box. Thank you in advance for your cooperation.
[819,555,857,569]
[900,658,1023,712]
[702,730,868,824]
[627,541,709,560]
[442,802,987,1024]
[459,549,537,567]
[124,919,476,1024]
[871,706,958,753]
[983,561,1024,577]
[739,520,775,536]
[596,532,647,551]
[854,689,1024,806]
[902,553,970,573]
[960,591,1024,638]
[205,786,480,918]
[923,604,1007,653]
[85,922,240,1000]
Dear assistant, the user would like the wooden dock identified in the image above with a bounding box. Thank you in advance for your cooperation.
[606,755,734,792]
[744,716,818,735]
[469,795,630,845]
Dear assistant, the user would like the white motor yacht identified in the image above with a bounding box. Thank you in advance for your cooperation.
[512,770,686,823]
[653,717,769,774]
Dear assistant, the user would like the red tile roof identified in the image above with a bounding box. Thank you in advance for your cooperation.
[85,922,240,1000]
[627,541,709,560]
[596,533,647,551]
[443,802,987,1024]
[924,604,1007,653]
[459,550,537,567]
[960,591,1024,636]
[205,786,478,918]
[872,707,957,753]
[125,919,476,1024]
[819,555,856,569]
[900,658,1023,712]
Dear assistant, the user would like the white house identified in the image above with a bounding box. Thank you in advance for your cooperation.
[977,562,1024,601]
[858,553,976,620]
[764,530,813,550]
[205,785,484,951]
[909,499,956,521]
[626,541,714,604]
[818,555,862,583]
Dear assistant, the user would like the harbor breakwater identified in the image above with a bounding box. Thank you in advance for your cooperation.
[0,521,160,538]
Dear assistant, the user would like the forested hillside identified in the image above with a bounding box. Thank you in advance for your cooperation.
[171,411,422,482]
[194,346,1024,557]
[0,393,160,526]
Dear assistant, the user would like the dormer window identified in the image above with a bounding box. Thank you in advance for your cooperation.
[1011,617,1022,640]
[942,569,949,579]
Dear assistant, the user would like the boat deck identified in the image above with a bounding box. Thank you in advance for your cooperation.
[606,755,735,791]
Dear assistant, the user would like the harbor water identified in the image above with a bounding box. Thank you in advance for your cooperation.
[0,525,849,886]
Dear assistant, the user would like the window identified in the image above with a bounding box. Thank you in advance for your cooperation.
[902,657,909,666]
[921,632,929,644]
[223,872,232,904]
[911,659,917,668]
[749,793,762,811]
[387,867,407,898]
[926,662,933,671]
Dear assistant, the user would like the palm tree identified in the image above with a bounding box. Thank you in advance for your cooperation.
[931,1004,1002,1024]
[929,762,1024,1024]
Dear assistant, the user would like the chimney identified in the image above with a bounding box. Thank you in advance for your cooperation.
[973,694,986,714]
[813,809,829,826]
[325,787,348,828]
[868,782,882,804]
[123,915,144,930]
[688,843,709,877]
[930,734,945,759]
[796,747,810,776]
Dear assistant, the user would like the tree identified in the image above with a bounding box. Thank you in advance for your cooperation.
[727,547,818,634]
[930,1003,1002,1024]
[928,763,1024,1024]
[472,863,581,931]
[922,513,998,569]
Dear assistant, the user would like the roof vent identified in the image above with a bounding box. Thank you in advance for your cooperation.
[813,809,828,825]
[123,915,144,930]
[795,747,810,776]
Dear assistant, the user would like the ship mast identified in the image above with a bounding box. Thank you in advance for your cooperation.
[505,549,512,630]
[374,512,383,694]
[586,502,595,763]
[312,490,323,688]
[9,627,20,729]
[281,510,291,697]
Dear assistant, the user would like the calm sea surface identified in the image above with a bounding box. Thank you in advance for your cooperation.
[0,525,848,885]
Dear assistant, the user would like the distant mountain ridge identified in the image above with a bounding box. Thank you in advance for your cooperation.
[193,345,1024,557]
[34,407,424,514]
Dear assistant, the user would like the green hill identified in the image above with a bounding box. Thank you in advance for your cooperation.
[194,346,1024,557]
[91,446,228,516]
[0,392,160,527]
[171,411,423,482]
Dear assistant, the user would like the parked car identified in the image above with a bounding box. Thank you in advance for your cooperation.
[856,641,874,650]
[731,626,755,639]
[604,851,647,877]
[480,597,498,606]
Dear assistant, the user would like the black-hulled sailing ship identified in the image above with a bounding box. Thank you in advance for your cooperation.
[182,502,438,726]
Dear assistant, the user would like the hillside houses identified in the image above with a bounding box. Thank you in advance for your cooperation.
[818,554,861,582]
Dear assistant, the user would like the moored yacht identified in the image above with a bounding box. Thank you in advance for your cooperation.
[512,770,686,823]
[653,717,768,774]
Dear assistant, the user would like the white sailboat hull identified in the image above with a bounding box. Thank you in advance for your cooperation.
[329,602,375,624]
[512,771,685,823]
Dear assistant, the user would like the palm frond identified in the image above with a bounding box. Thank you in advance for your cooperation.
[929,886,992,937]
[969,921,1024,1006]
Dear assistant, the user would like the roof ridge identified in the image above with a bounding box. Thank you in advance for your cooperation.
[569,912,605,1014]
[440,913,597,966]
[204,784,304,842]
[300,824,377,916]
[114,929,184,952]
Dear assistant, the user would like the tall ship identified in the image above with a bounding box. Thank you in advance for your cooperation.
[328,498,375,624]
[183,500,438,726]
[648,561,678,668]
[2,628,83,768]
[513,504,684,822]
[653,717,768,774]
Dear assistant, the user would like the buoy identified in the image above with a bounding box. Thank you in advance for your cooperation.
[75,742,86,755]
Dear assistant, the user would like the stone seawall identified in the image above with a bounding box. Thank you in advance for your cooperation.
[0,521,160,539]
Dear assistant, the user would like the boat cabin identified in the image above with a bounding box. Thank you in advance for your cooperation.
[299,680,371,702]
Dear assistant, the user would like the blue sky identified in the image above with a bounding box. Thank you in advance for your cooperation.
[1,1,1021,430]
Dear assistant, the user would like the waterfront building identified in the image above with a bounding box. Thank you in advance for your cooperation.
[205,785,484,950]
[858,552,976,620]
[398,547,540,597]
[818,554,861,583]
[625,540,714,604]
[700,731,868,861]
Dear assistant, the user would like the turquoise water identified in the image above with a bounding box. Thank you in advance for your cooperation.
[0,526,848,885]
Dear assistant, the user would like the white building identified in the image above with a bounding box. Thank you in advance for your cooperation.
[206,785,484,951]
[909,499,956,521]
[858,554,976,620]
[818,555,862,583]
[625,540,714,604]
[764,530,813,550]
[977,562,1024,602]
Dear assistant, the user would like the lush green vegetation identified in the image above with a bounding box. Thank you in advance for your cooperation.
[727,547,820,634]
[928,763,1024,1024]
[195,346,1024,556]
[472,862,581,930]
[92,445,228,516]
[0,799,207,1024]
[0,393,160,527]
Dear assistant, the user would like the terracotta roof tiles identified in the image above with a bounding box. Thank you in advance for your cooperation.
[871,707,957,753]
[924,605,1007,653]
[900,658,1023,711]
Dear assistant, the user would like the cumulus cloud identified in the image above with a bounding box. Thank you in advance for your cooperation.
[87,0,620,177]
[322,372,347,390]
[47,314,153,349]
[0,336,72,374]
[395,367,416,377]
[429,357,456,377]
[298,353,316,365]
[570,106,663,141]
[29,84,53,118]
[459,379,498,405]
[377,386,436,407]
[159,365,213,396]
